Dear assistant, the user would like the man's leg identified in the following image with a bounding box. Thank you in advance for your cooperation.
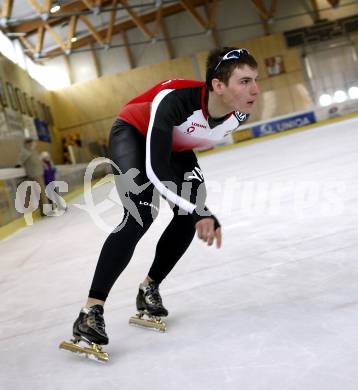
[86,119,157,305]
[69,120,157,347]
[145,150,203,285]
[147,211,196,284]
[88,193,158,303]
[33,176,49,215]
[130,211,195,321]
[74,209,157,348]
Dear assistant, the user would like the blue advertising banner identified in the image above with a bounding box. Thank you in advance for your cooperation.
[252,111,316,138]
[34,119,51,142]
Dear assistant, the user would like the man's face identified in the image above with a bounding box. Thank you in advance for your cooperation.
[26,141,36,150]
[218,65,260,113]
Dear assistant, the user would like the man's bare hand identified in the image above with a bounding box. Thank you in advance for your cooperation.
[195,218,222,248]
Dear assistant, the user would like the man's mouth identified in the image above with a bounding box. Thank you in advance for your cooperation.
[246,100,255,106]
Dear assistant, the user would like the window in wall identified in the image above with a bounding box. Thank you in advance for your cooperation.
[303,38,358,107]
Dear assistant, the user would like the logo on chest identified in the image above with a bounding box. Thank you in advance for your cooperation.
[185,121,207,135]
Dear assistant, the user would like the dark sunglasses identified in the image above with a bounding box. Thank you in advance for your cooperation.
[213,49,250,73]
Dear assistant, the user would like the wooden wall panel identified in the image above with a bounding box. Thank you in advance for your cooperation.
[52,56,195,132]
[195,51,207,81]
[0,140,21,168]
[284,49,302,73]
[241,38,264,77]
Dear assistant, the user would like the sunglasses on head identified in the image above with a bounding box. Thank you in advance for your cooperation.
[213,48,250,73]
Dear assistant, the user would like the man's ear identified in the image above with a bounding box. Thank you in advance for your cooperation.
[211,78,224,95]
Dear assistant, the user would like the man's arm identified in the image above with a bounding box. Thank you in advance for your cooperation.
[145,89,221,247]
[16,149,30,166]
[145,89,198,214]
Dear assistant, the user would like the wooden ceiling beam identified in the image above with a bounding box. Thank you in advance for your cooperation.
[154,3,162,36]
[155,5,174,59]
[90,43,102,77]
[250,0,270,20]
[35,26,45,53]
[1,0,14,19]
[44,0,53,12]
[326,0,340,6]
[121,29,135,69]
[81,0,95,10]
[270,0,278,17]
[106,0,118,44]
[34,0,51,55]
[19,36,36,54]
[250,0,277,34]
[42,0,209,58]
[63,55,73,84]
[66,16,78,50]
[26,0,67,54]
[260,16,270,35]
[119,0,154,39]
[160,18,175,60]
[79,15,105,45]
[26,0,43,14]
[310,0,320,22]
[14,0,208,35]
[179,0,209,30]
[44,23,67,52]
[14,0,111,33]
[207,0,219,28]
[204,0,220,47]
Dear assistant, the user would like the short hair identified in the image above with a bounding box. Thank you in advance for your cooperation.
[206,47,258,91]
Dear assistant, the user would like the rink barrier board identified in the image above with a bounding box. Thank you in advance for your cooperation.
[1,111,357,241]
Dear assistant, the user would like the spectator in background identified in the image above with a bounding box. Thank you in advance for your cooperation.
[16,138,49,216]
[40,151,67,212]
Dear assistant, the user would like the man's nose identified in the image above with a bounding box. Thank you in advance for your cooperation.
[251,82,260,95]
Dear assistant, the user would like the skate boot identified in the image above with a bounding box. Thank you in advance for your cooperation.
[129,282,168,332]
[59,305,109,362]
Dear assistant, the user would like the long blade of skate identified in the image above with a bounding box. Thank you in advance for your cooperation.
[129,315,166,332]
[59,340,109,362]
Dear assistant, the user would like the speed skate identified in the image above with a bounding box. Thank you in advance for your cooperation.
[59,336,109,362]
[129,282,169,332]
[59,305,109,362]
[129,311,167,332]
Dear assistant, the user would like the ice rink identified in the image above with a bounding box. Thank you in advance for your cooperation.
[1,117,358,390]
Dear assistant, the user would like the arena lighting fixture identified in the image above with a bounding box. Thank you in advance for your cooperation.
[319,94,332,107]
[333,90,347,103]
[50,5,61,13]
[71,37,77,42]
[348,86,358,99]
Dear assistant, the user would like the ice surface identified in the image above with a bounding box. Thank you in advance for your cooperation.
[1,118,358,390]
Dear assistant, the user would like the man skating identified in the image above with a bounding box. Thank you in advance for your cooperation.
[61,47,259,361]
